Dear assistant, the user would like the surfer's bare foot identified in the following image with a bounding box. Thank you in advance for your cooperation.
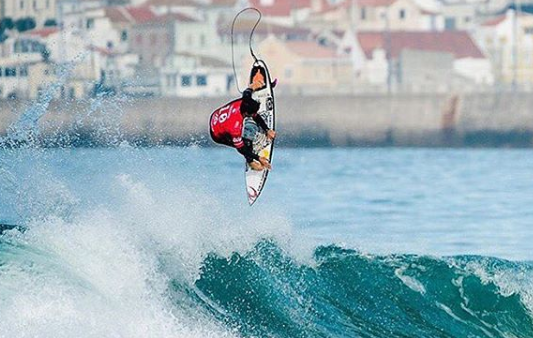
[250,161,264,171]
[259,157,271,170]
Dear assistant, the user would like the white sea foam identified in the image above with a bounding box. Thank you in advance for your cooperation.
[0,168,296,338]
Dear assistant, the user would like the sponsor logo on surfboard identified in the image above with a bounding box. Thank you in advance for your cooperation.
[248,186,258,199]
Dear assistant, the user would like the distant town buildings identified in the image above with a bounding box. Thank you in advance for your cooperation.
[0,0,532,98]
[1,0,56,27]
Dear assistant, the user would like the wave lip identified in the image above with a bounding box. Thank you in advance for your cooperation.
[192,240,533,338]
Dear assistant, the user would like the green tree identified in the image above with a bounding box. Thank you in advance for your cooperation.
[44,19,57,27]
[0,18,14,30]
[15,18,36,32]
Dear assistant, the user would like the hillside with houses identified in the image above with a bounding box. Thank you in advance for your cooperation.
[0,0,532,99]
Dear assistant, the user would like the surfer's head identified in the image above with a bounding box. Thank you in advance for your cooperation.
[241,90,260,116]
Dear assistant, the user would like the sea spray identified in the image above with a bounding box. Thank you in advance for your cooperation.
[0,156,293,337]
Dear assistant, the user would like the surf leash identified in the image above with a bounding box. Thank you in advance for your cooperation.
[231,7,262,93]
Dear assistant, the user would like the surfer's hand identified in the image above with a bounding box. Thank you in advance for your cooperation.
[250,80,264,91]
[259,157,271,170]
[249,161,264,171]
[250,70,265,91]
[267,130,276,140]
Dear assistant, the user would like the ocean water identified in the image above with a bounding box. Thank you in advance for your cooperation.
[0,146,532,338]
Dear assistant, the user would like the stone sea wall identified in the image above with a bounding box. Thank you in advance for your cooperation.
[1,93,532,147]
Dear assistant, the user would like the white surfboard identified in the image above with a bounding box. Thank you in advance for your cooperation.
[245,60,275,206]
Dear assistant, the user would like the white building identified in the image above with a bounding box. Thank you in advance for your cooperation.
[62,7,123,52]
[160,52,233,97]
[0,59,31,98]
[356,0,445,31]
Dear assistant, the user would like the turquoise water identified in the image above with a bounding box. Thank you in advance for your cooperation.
[1,147,533,337]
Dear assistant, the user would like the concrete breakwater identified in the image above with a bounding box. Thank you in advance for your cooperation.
[1,93,532,147]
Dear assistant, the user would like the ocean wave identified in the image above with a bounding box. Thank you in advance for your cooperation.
[192,240,533,338]
[1,221,532,338]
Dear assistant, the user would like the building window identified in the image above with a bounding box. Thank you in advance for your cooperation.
[20,0,24,9]
[46,0,50,8]
[445,17,456,30]
[181,75,192,87]
[150,33,157,46]
[121,30,128,41]
[0,68,2,77]
[399,9,406,20]
[5,68,16,77]
[69,87,76,99]
[19,66,28,77]
[86,18,94,29]
[361,7,366,20]
[200,34,206,46]
[196,75,207,86]
[33,0,37,9]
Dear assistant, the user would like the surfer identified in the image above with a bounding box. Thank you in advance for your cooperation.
[209,69,276,171]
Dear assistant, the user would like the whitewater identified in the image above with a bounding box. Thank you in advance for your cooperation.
[1,95,533,337]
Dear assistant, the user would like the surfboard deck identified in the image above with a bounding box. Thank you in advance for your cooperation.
[245,60,275,206]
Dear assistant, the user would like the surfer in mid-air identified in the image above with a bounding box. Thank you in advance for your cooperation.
[212,7,277,205]
[209,68,277,171]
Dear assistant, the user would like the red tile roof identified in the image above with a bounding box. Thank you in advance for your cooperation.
[248,0,331,16]
[248,0,293,17]
[144,0,200,6]
[482,15,506,27]
[286,41,338,58]
[357,0,397,7]
[317,0,348,13]
[293,0,313,7]
[357,31,485,59]
[28,27,59,38]
[128,7,157,23]
[142,12,198,24]
[162,12,197,22]
[105,7,129,23]
[106,6,156,24]
[221,18,311,37]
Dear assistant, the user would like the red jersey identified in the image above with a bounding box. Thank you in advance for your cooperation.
[209,99,245,148]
